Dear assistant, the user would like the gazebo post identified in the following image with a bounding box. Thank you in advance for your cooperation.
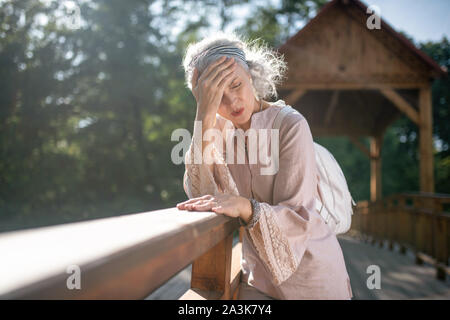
[370,134,383,202]
[419,86,434,193]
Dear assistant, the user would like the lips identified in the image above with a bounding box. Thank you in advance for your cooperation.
[231,107,244,117]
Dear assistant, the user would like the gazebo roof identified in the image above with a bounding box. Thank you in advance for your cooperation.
[277,0,446,137]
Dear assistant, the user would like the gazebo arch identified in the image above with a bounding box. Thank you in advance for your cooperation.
[277,0,446,201]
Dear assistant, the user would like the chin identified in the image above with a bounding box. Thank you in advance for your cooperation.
[231,112,251,126]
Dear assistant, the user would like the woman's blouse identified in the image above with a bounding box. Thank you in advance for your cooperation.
[183,99,353,300]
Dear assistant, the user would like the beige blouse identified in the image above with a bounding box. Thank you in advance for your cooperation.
[183,99,353,300]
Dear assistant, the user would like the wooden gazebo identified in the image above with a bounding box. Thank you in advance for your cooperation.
[277,0,446,201]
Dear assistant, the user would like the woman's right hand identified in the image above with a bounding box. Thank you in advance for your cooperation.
[191,56,237,123]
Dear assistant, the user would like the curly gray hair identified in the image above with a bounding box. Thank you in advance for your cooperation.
[182,31,288,100]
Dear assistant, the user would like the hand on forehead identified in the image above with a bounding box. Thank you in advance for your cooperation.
[202,56,247,81]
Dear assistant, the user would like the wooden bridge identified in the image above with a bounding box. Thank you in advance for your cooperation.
[0,192,449,300]
[0,0,448,300]
[146,195,450,300]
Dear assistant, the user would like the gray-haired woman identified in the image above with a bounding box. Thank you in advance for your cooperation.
[177,31,353,300]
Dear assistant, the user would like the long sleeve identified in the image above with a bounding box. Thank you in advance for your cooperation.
[245,113,323,286]
[183,117,239,198]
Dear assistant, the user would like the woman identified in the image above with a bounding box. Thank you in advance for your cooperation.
[177,32,353,300]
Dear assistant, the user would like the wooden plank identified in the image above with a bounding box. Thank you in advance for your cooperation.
[370,135,382,202]
[419,87,434,193]
[311,125,369,136]
[380,89,420,125]
[179,242,242,301]
[401,192,450,202]
[0,208,240,299]
[280,82,429,90]
[190,233,233,299]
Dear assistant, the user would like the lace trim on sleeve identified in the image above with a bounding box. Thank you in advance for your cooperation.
[247,203,299,285]
[184,140,239,198]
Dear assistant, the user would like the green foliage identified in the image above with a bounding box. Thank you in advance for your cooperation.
[0,0,448,232]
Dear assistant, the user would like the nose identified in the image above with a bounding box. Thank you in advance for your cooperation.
[222,92,237,109]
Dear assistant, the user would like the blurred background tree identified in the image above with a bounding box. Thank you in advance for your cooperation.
[0,0,448,232]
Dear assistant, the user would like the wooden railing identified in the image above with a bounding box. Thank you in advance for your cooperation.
[0,208,242,299]
[350,192,450,281]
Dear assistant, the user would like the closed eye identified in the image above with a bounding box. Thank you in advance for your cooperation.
[231,83,241,89]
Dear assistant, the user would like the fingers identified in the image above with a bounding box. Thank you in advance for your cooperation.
[200,56,226,81]
[211,60,237,88]
[178,201,202,210]
[210,58,237,85]
[177,195,213,209]
[180,199,216,211]
[176,194,239,218]
[190,201,216,211]
[218,72,237,90]
[200,56,236,87]
[177,198,204,208]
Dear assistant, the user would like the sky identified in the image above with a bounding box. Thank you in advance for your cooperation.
[362,0,450,43]
[12,0,446,46]
[220,0,450,44]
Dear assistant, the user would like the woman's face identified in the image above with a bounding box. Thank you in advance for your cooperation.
[216,62,258,129]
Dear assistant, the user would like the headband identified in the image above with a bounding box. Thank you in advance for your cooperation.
[203,44,247,65]
[193,44,249,73]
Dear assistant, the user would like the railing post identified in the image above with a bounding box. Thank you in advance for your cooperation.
[377,200,383,247]
[190,233,234,299]
[379,199,386,248]
[370,201,377,245]
[434,199,447,281]
[387,198,395,251]
[239,227,244,243]
[398,196,407,254]
[413,197,424,265]
[423,197,434,258]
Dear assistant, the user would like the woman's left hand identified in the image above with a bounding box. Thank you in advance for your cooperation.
[177,194,252,223]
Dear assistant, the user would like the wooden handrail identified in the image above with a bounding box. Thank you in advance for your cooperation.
[0,208,240,299]
[350,192,450,281]
[399,192,450,201]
